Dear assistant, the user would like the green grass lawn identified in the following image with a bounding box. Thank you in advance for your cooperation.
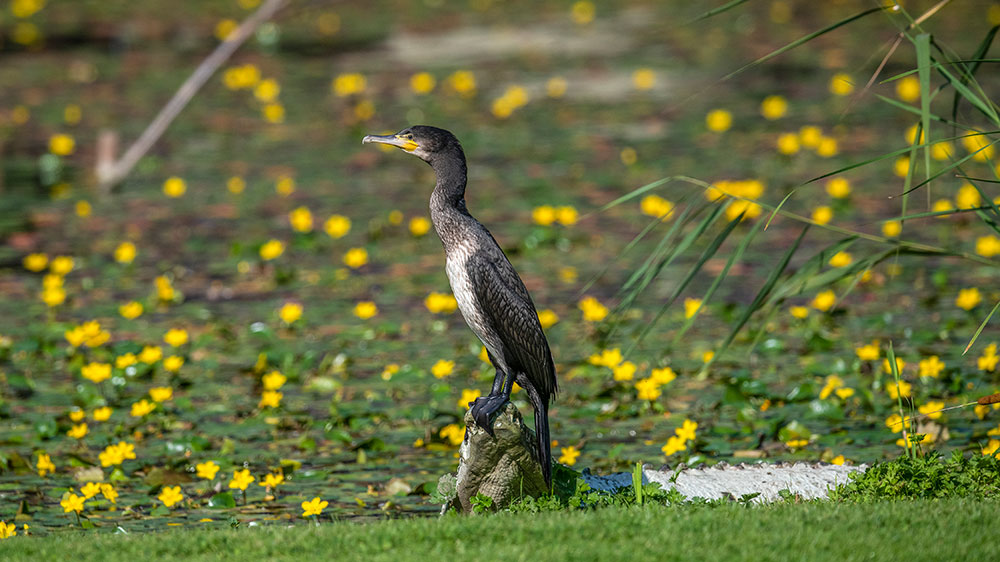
[3,499,994,561]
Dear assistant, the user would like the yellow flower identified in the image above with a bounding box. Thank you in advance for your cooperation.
[227,176,246,194]
[80,482,102,499]
[786,439,808,449]
[790,305,809,319]
[570,1,595,25]
[49,134,75,156]
[819,375,844,400]
[41,285,66,307]
[289,207,313,233]
[828,251,852,268]
[760,95,788,120]
[962,131,996,162]
[537,309,559,329]
[162,353,182,370]
[919,356,945,378]
[119,301,143,319]
[856,342,880,361]
[0,521,16,539]
[635,377,661,401]
[882,220,902,238]
[23,252,48,272]
[61,493,85,514]
[439,423,465,446]
[410,72,436,94]
[532,205,557,226]
[64,326,86,347]
[155,275,176,302]
[254,78,280,102]
[588,348,623,368]
[332,73,367,97]
[457,388,482,410]
[896,76,920,102]
[164,328,189,347]
[409,216,431,237]
[263,103,285,124]
[620,147,637,166]
[260,472,285,489]
[886,378,911,400]
[546,77,567,98]
[130,399,156,417]
[980,344,999,372]
[158,485,183,508]
[799,126,822,148]
[279,302,303,324]
[75,200,91,218]
[556,206,578,226]
[825,178,850,199]
[651,367,676,385]
[100,483,118,503]
[114,241,137,264]
[353,301,378,319]
[381,364,400,381]
[918,401,945,420]
[829,73,854,96]
[81,362,111,384]
[425,292,458,314]
[976,235,1000,258]
[92,406,112,421]
[830,455,846,466]
[983,439,1000,457]
[930,141,953,161]
[262,370,287,391]
[705,109,732,132]
[676,419,698,442]
[214,18,238,41]
[163,176,186,198]
[99,442,135,467]
[230,469,255,491]
[259,390,283,408]
[956,287,982,311]
[37,453,55,477]
[683,298,702,319]
[149,386,173,402]
[632,68,656,91]
[815,136,838,157]
[578,296,609,322]
[196,461,220,480]
[139,345,163,364]
[324,215,351,238]
[343,247,369,268]
[445,70,477,97]
[259,239,285,260]
[12,0,46,18]
[558,445,581,465]
[810,290,836,312]
[69,408,85,422]
[50,255,74,275]
[882,356,906,375]
[811,206,833,225]
[776,132,800,155]
[956,183,981,209]
[431,359,455,379]
[638,194,675,221]
[301,497,328,517]
[67,423,88,439]
[835,387,855,399]
[661,435,686,456]
[613,361,637,381]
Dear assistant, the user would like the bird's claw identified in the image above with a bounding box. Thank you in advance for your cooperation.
[469,395,505,437]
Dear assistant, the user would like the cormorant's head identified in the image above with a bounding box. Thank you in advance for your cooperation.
[362,125,461,164]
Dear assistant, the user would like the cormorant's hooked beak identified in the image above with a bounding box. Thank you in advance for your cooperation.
[362,133,419,152]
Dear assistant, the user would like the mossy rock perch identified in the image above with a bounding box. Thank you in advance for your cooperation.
[439,402,548,513]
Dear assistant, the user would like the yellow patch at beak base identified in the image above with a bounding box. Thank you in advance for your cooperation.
[397,137,419,152]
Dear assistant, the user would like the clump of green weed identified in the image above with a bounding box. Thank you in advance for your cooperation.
[830,451,1000,501]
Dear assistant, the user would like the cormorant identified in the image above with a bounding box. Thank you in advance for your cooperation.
[363,126,557,487]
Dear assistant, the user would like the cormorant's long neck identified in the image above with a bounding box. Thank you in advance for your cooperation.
[428,147,474,248]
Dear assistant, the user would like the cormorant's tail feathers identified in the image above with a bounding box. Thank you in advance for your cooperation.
[534,401,551,489]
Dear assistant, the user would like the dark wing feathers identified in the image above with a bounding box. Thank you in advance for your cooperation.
[467,250,557,400]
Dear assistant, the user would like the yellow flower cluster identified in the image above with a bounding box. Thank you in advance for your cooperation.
[457,388,481,410]
[425,292,458,314]
[65,320,110,347]
[704,180,764,221]
[980,343,999,372]
[635,367,676,401]
[99,441,136,467]
[640,194,674,221]
[491,85,529,119]
[439,423,465,446]
[578,296,608,322]
[531,205,578,226]
[661,419,698,456]
[223,63,261,90]
[819,375,854,400]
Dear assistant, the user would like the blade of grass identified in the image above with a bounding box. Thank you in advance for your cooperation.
[917,33,932,206]
[686,0,752,24]
[964,300,1000,355]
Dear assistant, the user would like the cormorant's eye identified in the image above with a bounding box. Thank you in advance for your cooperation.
[403,133,414,139]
